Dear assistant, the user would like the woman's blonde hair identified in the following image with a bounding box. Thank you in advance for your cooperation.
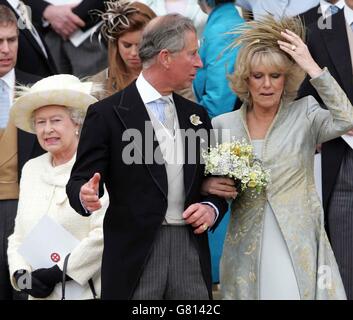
[228,15,306,106]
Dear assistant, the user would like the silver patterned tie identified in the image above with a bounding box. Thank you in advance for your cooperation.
[160,96,175,134]
[330,5,339,15]
[0,79,10,128]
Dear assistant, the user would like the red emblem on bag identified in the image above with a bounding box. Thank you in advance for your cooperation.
[51,253,60,263]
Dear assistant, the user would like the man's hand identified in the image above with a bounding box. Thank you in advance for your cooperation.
[43,4,85,39]
[80,173,102,212]
[201,177,238,200]
[182,203,216,234]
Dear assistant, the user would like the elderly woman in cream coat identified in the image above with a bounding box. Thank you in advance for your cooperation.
[202,17,349,300]
[7,75,108,300]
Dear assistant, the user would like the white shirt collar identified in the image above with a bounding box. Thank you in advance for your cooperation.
[320,0,345,18]
[135,72,173,105]
[344,4,353,26]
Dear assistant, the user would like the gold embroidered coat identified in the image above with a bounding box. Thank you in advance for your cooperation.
[212,69,350,300]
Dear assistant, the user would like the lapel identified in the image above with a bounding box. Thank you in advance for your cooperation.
[11,7,55,73]
[321,11,353,100]
[21,26,50,63]
[113,82,168,199]
[173,93,199,199]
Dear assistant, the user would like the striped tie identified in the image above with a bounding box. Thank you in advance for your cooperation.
[0,79,10,128]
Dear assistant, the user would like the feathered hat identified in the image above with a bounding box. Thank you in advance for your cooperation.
[229,14,306,62]
[93,0,141,42]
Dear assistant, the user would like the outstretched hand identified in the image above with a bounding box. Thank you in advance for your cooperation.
[80,173,102,212]
[278,29,323,78]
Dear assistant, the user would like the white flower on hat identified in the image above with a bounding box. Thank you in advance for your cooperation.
[190,114,202,126]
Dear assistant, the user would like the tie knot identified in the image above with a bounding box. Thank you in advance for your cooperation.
[330,5,339,15]
[158,96,172,105]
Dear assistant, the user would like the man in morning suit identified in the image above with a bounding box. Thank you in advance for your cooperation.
[66,14,228,300]
[0,5,43,299]
[297,0,353,299]
[300,0,344,27]
[24,0,106,77]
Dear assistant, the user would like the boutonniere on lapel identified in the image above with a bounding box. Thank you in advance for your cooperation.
[190,114,203,126]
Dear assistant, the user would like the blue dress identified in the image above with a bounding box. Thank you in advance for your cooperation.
[193,3,244,283]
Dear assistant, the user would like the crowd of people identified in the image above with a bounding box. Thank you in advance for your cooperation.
[1,0,353,301]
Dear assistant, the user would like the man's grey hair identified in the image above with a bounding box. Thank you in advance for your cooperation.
[139,14,196,67]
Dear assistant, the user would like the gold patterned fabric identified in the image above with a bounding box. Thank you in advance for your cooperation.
[212,69,349,300]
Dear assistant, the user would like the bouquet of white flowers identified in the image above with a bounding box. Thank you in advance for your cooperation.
[202,138,270,194]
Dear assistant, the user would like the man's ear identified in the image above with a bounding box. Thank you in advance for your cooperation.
[158,49,171,69]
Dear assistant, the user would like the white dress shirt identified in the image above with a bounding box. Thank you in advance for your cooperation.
[320,0,345,19]
[236,0,319,20]
[345,3,353,26]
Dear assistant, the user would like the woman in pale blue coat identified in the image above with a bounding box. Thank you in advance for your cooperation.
[202,16,347,299]
[194,0,245,284]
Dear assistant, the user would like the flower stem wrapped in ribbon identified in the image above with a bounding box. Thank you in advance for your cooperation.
[202,138,270,194]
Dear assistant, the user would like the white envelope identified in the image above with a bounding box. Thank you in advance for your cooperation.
[18,215,85,299]
[44,0,102,47]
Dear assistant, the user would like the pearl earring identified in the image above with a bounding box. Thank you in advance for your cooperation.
[75,130,79,136]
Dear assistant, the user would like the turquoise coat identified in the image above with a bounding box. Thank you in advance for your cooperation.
[193,3,244,119]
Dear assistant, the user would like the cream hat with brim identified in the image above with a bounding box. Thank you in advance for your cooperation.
[10,74,98,134]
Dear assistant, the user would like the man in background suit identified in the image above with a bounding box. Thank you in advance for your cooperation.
[67,14,228,300]
[24,0,107,77]
[0,5,44,300]
[300,0,345,27]
[0,0,57,77]
[298,0,353,299]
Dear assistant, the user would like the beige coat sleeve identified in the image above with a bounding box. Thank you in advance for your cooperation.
[306,68,353,144]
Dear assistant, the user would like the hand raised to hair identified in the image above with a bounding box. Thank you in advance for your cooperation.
[277,29,323,78]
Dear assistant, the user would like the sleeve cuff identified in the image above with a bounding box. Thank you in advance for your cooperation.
[79,194,91,216]
[201,201,219,225]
